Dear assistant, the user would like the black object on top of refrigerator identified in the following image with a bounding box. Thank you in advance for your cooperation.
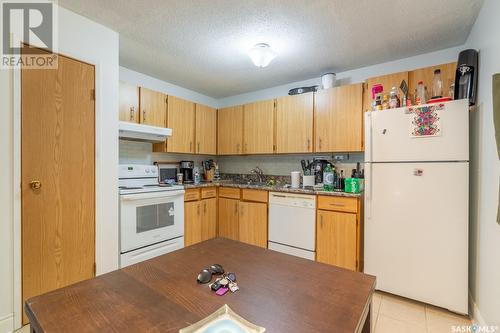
[454,49,478,106]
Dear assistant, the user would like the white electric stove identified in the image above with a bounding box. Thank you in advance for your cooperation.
[119,164,185,267]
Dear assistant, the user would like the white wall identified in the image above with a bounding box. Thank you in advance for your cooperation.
[218,46,463,108]
[465,0,500,326]
[120,67,218,108]
[0,5,120,331]
[0,66,14,333]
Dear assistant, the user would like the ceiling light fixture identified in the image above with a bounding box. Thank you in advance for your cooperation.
[248,43,277,68]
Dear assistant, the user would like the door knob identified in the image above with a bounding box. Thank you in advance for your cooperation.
[29,180,42,190]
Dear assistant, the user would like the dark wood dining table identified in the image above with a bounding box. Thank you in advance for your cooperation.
[26,238,375,333]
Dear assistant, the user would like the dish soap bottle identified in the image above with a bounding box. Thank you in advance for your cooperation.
[323,164,334,191]
[194,167,201,185]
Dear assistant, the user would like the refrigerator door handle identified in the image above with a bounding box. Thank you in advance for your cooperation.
[365,163,372,219]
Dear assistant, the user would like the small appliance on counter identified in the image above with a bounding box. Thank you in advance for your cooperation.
[454,49,478,106]
[310,158,333,184]
[156,162,179,184]
[180,161,194,184]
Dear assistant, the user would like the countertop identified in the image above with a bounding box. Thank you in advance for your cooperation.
[26,238,375,333]
[182,180,363,198]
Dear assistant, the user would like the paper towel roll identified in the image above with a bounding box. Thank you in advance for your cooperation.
[291,171,300,188]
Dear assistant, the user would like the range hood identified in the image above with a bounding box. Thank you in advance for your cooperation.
[118,121,172,143]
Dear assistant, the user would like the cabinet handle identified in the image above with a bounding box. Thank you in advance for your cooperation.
[190,142,193,152]
[307,138,310,150]
[320,214,323,228]
[318,137,322,150]
[234,203,238,215]
[197,203,200,216]
[142,109,146,122]
[204,202,206,214]
[329,203,345,207]
[197,142,200,153]
[245,143,248,153]
[130,107,135,121]
[236,143,240,153]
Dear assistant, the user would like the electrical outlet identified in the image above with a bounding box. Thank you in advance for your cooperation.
[332,153,349,161]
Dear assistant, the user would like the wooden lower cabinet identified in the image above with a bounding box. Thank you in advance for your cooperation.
[201,198,217,241]
[184,188,217,246]
[185,200,202,246]
[238,201,267,248]
[316,195,362,271]
[316,210,357,270]
[218,197,239,241]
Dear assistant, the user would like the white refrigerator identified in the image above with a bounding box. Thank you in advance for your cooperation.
[364,99,469,314]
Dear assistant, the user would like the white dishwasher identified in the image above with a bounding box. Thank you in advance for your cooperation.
[268,192,316,260]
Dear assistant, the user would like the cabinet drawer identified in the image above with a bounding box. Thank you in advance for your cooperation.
[317,196,358,213]
[219,187,240,199]
[184,188,200,201]
[241,189,268,203]
[201,187,217,199]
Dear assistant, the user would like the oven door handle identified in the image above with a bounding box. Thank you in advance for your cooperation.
[120,190,185,201]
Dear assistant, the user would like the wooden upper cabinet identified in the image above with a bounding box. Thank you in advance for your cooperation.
[119,81,140,123]
[363,71,409,112]
[316,210,358,271]
[218,106,243,155]
[195,104,217,155]
[243,99,275,154]
[167,95,196,153]
[139,87,167,127]
[408,62,457,99]
[314,83,363,152]
[276,93,313,153]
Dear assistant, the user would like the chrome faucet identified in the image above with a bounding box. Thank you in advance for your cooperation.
[250,166,265,183]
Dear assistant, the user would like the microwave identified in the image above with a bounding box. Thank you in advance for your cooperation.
[156,163,179,184]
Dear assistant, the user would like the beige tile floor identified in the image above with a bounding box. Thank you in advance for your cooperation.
[372,291,472,333]
[15,292,471,333]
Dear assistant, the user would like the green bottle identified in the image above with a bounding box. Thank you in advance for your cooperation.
[323,164,334,191]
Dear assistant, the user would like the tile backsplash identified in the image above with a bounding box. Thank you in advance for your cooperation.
[119,140,364,176]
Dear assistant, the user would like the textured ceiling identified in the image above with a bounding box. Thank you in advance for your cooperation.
[59,0,483,98]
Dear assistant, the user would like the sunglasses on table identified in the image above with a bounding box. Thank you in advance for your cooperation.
[197,264,224,284]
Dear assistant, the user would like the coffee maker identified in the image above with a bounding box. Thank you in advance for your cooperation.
[180,161,194,184]
[311,158,332,184]
[454,49,478,106]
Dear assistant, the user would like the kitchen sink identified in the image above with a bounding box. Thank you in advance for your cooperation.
[232,180,269,186]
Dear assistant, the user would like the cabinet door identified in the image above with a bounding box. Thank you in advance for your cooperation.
[201,198,217,241]
[195,104,217,155]
[185,201,201,246]
[218,198,239,240]
[243,99,275,154]
[316,210,357,270]
[119,81,139,123]
[139,87,167,127]
[314,83,363,152]
[218,106,243,155]
[238,201,267,248]
[408,62,457,99]
[363,71,409,112]
[167,95,196,153]
[276,93,313,153]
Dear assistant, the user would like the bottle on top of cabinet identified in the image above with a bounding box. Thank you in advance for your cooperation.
[388,86,401,109]
[431,69,443,99]
[415,81,426,105]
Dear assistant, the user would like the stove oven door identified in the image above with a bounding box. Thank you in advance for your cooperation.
[120,190,185,253]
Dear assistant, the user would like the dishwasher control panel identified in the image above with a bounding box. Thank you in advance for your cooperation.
[268,192,316,209]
